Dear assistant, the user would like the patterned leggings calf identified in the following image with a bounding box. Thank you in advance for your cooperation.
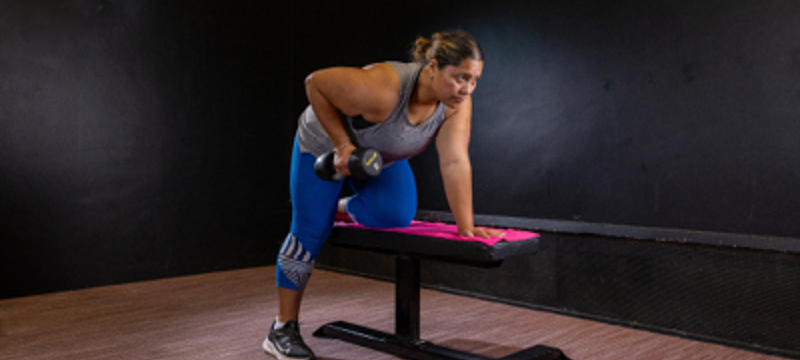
[276,139,418,290]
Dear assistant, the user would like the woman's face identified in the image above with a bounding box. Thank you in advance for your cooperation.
[431,59,484,108]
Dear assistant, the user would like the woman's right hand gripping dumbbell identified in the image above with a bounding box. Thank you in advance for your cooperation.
[333,143,356,178]
[314,143,383,182]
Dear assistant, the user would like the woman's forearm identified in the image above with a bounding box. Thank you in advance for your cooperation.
[440,158,474,233]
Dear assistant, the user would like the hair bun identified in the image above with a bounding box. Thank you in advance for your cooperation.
[408,30,483,67]
[411,37,432,63]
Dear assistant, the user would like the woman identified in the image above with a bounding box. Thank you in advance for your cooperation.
[264,29,502,360]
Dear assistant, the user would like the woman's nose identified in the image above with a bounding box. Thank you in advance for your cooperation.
[461,81,476,95]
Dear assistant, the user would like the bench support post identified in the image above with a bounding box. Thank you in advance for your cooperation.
[396,255,421,340]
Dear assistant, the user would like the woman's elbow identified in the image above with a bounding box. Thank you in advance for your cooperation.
[304,72,318,94]
[439,156,471,173]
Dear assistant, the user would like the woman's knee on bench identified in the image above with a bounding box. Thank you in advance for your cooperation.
[346,160,417,229]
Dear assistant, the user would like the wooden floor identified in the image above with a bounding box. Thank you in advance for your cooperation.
[0,266,788,360]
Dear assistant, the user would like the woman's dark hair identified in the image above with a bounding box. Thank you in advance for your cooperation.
[410,29,484,67]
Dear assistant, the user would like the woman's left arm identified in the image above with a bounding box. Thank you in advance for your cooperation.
[435,96,504,239]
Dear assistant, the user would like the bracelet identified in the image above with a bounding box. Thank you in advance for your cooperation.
[333,142,351,154]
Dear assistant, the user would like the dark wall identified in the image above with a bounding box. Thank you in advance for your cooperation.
[0,1,295,298]
[3,0,800,298]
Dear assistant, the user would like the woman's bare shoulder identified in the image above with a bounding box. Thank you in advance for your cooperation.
[306,62,401,119]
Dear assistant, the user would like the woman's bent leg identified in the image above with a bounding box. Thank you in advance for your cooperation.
[345,160,417,229]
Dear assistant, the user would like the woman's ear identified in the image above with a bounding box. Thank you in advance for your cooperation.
[428,59,439,74]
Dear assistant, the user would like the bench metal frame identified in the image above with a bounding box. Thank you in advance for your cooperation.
[313,226,570,360]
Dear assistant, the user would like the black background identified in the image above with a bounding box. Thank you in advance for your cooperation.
[2,0,800,298]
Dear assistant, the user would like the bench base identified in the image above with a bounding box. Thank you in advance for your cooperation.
[313,321,568,360]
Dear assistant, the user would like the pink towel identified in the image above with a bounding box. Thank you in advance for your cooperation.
[334,220,539,246]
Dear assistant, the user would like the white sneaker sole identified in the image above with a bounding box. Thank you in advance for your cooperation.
[262,337,313,360]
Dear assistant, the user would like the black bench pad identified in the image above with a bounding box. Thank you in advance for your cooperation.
[327,225,540,267]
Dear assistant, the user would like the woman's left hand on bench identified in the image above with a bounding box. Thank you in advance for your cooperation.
[460,226,506,239]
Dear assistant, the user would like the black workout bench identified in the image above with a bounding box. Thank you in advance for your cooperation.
[313,222,570,360]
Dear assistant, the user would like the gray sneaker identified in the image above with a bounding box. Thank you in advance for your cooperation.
[262,320,316,360]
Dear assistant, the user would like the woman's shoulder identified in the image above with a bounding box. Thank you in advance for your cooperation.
[363,61,423,77]
[341,62,402,121]
[361,62,400,81]
[361,62,404,100]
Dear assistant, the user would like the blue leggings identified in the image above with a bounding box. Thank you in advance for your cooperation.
[276,138,417,290]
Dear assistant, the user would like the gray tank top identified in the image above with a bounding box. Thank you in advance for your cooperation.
[296,61,447,163]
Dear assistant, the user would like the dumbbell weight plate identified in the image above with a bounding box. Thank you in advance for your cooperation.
[349,148,383,178]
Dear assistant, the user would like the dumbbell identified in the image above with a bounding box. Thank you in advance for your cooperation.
[314,147,383,181]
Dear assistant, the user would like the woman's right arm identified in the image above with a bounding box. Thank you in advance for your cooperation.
[304,65,399,175]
